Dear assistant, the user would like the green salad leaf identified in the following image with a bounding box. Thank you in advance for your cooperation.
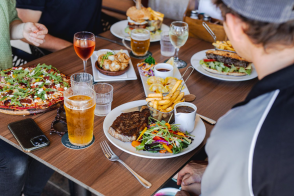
[99,52,114,67]
[144,56,155,65]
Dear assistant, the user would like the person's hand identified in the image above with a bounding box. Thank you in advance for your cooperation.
[177,161,207,186]
[181,181,202,196]
[175,190,191,196]
[23,22,48,46]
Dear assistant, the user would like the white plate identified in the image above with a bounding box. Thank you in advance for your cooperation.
[110,20,169,42]
[155,188,179,196]
[91,49,137,82]
[138,65,190,97]
[190,49,258,81]
[103,100,206,159]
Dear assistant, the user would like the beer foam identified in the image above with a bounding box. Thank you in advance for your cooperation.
[131,33,150,41]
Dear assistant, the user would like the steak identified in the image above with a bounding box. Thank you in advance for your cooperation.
[108,109,150,142]
[206,50,251,68]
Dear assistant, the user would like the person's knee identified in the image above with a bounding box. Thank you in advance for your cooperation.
[0,141,29,176]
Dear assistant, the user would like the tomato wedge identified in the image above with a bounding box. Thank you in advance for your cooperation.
[154,136,165,141]
[203,59,216,62]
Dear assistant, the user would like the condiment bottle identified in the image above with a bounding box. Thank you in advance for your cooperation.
[190,10,199,19]
[203,14,211,22]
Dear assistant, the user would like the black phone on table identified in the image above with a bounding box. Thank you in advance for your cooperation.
[8,118,50,152]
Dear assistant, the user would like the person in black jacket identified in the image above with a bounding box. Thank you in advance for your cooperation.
[16,0,102,53]
[176,0,294,195]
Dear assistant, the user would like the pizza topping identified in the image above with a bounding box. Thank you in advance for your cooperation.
[0,63,70,109]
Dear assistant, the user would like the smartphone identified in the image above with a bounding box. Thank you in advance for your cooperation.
[8,118,50,152]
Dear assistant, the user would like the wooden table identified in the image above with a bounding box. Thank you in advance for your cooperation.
[0,30,257,196]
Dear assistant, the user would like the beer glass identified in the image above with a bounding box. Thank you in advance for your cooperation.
[64,86,96,146]
[123,29,150,56]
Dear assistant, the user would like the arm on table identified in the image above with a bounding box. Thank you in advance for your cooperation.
[10,20,47,46]
[17,8,72,52]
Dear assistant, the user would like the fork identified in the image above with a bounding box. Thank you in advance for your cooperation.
[100,141,152,188]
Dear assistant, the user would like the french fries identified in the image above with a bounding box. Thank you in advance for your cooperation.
[212,41,235,52]
[146,84,185,114]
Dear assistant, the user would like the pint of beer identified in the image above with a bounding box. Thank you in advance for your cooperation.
[64,86,96,146]
[130,29,150,56]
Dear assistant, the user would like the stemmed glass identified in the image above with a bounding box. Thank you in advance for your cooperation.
[169,21,189,68]
[74,31,95,72]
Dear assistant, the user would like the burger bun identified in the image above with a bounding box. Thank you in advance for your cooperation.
[126,6,151,23]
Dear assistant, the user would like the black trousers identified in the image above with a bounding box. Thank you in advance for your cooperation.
[0,140,53,196]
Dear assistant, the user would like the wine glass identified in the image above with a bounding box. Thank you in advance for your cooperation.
[169,21,189,68]
[74,31,95,72]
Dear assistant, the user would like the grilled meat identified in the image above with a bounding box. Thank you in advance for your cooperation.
[108,109,150,142]
[206,50,250,68]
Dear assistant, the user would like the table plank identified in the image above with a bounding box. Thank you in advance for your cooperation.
[0,33,257,196]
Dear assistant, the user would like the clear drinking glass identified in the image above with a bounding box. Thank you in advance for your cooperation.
[64,86,96,146]
[169,21,189,68]
[160,31,175,57]
[74,31,95,72]
[93,83,113,116]
[70,73,93,88]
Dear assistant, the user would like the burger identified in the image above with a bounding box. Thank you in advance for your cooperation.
[125,6,164,37]
[199,50,252,76]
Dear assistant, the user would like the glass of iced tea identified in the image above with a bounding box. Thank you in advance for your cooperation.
[64,86,96,146]
[122,29,150,56]
[74,31,95,72]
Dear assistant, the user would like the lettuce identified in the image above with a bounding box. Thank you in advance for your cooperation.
[199,60,252,75]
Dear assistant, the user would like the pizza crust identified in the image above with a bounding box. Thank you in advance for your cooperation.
[0,102,63,116]
[201,64,247,76]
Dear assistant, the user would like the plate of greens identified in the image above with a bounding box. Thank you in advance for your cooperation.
[103,100,206,159]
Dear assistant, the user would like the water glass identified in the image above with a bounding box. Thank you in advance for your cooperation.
[93,83,113,116]
[160,31,175,57]
[71,73,93,88]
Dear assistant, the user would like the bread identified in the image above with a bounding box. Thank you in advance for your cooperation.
[201,64,247,76]
[126,6,151,23]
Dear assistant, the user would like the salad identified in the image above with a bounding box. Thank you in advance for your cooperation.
[131,118,194,154]
[137,56,156,77]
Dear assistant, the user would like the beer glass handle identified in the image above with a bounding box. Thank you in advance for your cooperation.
[122,36,132,51]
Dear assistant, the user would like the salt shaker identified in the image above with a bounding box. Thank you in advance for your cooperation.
[190,10,199,19]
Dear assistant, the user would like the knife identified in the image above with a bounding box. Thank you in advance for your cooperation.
[95,35,124,46]
[122,106,216,125]
[122,105,147,113]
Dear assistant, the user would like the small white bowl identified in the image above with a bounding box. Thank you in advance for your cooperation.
[154,63,174,78]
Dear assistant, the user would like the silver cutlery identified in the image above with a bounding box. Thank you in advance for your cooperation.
[100,141,152,188]
[197,114,216,125]
[95,35,124,46]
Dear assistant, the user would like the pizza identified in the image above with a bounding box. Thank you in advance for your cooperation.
[0,64,70,115]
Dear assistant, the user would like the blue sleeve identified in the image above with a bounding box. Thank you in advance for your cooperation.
[16,0,45,11]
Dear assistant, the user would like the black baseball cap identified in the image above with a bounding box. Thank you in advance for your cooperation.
[222,0,294,23]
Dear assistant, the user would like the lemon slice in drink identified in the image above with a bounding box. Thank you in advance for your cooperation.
[166,57,174,66]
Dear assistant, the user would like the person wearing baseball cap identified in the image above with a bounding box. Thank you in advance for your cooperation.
[176,0,294,196]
